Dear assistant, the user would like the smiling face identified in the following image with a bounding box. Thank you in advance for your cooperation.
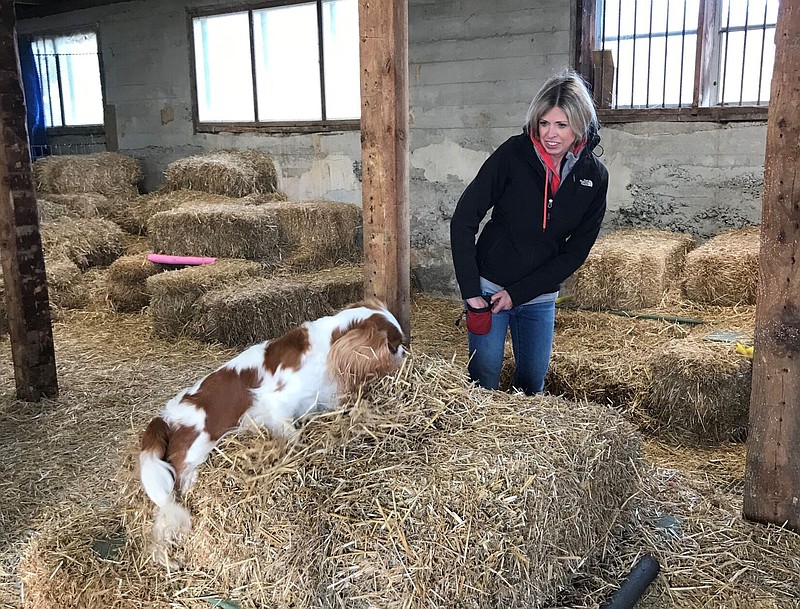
[537,106,578,165]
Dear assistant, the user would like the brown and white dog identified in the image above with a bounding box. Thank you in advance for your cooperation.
[139,299,405,550]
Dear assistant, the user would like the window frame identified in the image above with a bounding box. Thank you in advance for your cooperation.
[188,0,361,135]
[574,0,771,123]
[27,26,107,134]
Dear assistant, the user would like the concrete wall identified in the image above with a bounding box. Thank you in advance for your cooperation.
[17,0,766,297]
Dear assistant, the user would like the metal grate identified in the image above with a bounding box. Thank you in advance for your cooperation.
[30,141,106,160]
[593,0,778,109]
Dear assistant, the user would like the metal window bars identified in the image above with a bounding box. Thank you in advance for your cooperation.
[592,0,777,109]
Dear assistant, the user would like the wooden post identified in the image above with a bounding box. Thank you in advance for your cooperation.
[574,0,596,87]
[0,1,58,401]
[743,0,799,532]
[357,0,410,339]
[591,50,614,109]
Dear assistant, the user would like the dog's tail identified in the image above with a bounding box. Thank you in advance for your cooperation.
[139,416,191,544]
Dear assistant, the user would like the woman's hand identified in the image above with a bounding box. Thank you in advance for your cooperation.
[488,290,513,313]
[466,295,490,310]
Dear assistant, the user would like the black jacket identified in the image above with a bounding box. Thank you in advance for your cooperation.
[450,128,608,305]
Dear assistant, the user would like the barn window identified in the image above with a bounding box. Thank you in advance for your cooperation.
[577,0,778,121]
[191,0,360,133]
[31,31,104,128]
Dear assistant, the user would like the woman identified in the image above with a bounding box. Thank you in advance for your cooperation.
[450,71,607,395]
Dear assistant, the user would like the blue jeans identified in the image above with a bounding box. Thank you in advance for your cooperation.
[467,299,556,395]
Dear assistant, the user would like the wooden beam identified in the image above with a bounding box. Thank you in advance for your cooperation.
[0,1,58,401]
[591,49,614,109]
[743,0,800,532]
[357,0,410,339]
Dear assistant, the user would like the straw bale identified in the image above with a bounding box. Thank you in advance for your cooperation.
[188,264,363,347]
[37,192,116,219]
[106,255,163,312]
[113,354,642,609]
[641,337,752,441]
[148,203,281,260]
[46,258,88,309]
[122,235,152,255]
[148,200,361,268]
[683,226,760,306]
[162,149,279,197]
[81,267,116,312]
[270,200,362,270]
[33,152,142,198]
[146,259,264,338]
[41,217,126,270]
[547,304,756,424]
[568,228,695,310]
[36,198,78,222]
[115,189,244,235]
[547,309,689,410]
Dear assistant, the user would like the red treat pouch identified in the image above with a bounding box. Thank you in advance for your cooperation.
[465,302,492,335]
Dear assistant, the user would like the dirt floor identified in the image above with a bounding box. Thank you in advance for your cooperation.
[1,294,798,608]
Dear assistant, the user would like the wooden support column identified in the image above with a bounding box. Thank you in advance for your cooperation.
[358,0,410,339]
[0,1,58,401]
[743,0,799,532]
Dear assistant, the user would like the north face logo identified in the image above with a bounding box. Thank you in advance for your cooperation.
[580,179,593,187]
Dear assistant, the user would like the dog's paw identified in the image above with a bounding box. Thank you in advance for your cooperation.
[149,540,185,570]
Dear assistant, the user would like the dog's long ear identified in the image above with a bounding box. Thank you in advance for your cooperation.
[328,316,403,393]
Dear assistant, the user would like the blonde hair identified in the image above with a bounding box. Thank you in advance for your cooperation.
[525,71,598,142]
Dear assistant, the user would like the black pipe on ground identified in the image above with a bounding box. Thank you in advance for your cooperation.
[600,554,660,609]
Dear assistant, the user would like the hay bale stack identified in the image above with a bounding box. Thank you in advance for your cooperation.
[33,152,142,198]
[146,259,263,339]
[106,255,163,312]
[148,201,361,268]
[41,217,126,270]
[683,226,760,306]
[189,265,363,347]
[568,229,695,310]
[162,149,279,197]
[19,354,640,609]
[642,337,751,441]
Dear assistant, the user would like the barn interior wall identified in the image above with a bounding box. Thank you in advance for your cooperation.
[16,0,767,297]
